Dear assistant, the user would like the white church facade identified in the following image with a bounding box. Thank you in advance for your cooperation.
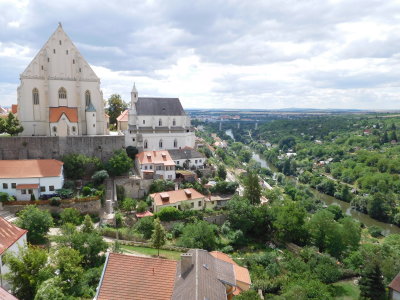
[124,85,195,151]
[17,23,107,136]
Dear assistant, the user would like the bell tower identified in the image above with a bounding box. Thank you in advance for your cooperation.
[131,83,138,108]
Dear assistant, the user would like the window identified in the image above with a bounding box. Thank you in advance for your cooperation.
[28,189,33,195]
[47,57,50,62]
[53,49,56,54]
[41,65,43,70]
[73,59,75,64]
[93,113,95,117]
[85,90,91,106]
[174,139,178,148]
[178,205,181,210]
[173,119,176,126]
[145,166,148,170]
[198,201,202,207]
[66,50,68,55]
[144,140,148,149]
[21,189,26,195]
[72,126,76,132]
[168,175,172,179]
[40,186,46,192]
[58,87,67,99]
[195,160,198,164]
[49,186,55,191]
[2,183,8,189]
[132,138,135,141]
[150,165,153,169]
[191,202,194,208]
[211,201,215,205]
[59,40,62,45]
[93,124,95,127]
[32,88,39,105]
[143,120,145,125]
[79,68,81,72]
[159,119,162,126]
[159,139,163,148]
[53,126,57,132]
[177,161,180,164]
[199,160,202,163]
[11,183,16,189]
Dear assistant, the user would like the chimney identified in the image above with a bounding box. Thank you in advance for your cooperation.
[181,253,193,275]
[184,189,192,198]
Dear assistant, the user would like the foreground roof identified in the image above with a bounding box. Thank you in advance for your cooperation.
[136,151,175,166]
[49,107,78,123]
[151,188,205,207]
[210,251,252,286]
[0,287,18,300]
[95,253,177,300]
[136,98,186,116]
[0,159,64,179]
[0,217,27,255]
[389,272,400,292]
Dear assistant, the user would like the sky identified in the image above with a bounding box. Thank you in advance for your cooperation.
[1,0,400,110]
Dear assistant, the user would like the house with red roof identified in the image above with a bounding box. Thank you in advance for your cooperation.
[151,188,206,213]
[0,159,64,200]
[135,150,176,180]
[116,109,128,131]
[0,217,27,291]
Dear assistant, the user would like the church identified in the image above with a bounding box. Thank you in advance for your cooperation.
[17,23,107,136]
[124,84,195,151]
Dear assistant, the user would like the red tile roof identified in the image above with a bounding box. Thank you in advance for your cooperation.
[49,107,78,123]
[16,184,39,189]
[11,104,18,114]
[389,272,400,292]
[136,211,154,218]
[116,109,128,122]
[96,253,177,300]
[210,251,252,286]
[0,217,27,255]
[136,151,175,166]
[0,159,63,179]
[0,287,18,300]
[151,188,205,207]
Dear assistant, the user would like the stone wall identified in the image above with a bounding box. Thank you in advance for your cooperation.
[5,199,101,215]
[0,135,125,161]
[115,176,153,199]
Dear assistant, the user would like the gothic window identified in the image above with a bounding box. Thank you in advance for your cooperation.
[85,90,91,106]
[144,140,148,149]
[159,139,163,148]
[173,119,176,126]
[174,139,178,148]
[53,126,57,132]
[32,88,39,105]
[159,119,162,126]
[143,120,145,125]
[58,87,67,99]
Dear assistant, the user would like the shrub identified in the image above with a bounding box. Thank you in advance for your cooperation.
[63,180,75,189]
[0,192,10,202]
[30,193,36,201]
[134,217,154,239]
[92,170,109,185]
[56,188,74,199]
[368,225,383,238]
[60,208,82,225]
[156,207,183,221]
[82,186,95,197]
[121,197,137,212]
[126,146,139,160]
[136,201,148,213]
[171,222,185,238]
[49,197,61,206]
[115,212,123,228]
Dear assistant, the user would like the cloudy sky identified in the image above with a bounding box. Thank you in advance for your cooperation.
[1,0,400,109]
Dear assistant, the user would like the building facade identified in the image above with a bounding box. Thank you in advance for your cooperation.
[151,188,206,213]
[135,150,176,180]
[124,84,195,151]
[17,23,106,136]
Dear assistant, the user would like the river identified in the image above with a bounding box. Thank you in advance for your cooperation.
[225,129,235,141]
[250,149,400,235]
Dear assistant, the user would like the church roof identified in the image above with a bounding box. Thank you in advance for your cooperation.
[49,107,78,123]
[136,98,186,116]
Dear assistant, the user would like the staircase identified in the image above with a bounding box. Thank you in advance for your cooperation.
[0,209,17,223]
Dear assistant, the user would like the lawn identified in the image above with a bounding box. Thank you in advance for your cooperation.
[331,280,360,300]
[120,245,184,260]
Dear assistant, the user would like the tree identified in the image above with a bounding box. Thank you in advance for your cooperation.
[16,206,53,244]
[149,179,175,193]
[367,193,390,221]
[136,200,148,213]
[106,94,128,125]
[234,289,261,300]
[359,262,386,300]
[151,218,166,256]
[4,113,23,135]
[156,206,182,221]
[243,171,261,205]
[81,214,95,233]
[227,196,255,234]
[178,220,217,250]
[4,246,52,300]
[34,278,66,300]
[60,207,82,225]
[134,217,155,239]
[126,146,139,159]
[91,170,109,185]
[106,149,133,176]
[62,153,101,180]
[217,164,227,180]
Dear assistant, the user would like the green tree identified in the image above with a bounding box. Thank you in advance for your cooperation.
[91,170,109,185]
[134,216,155,239]
[151,218,166,256]
[367,193,390,221]
[4,246,53,300]
[60,207,82,225]
[149,179,175,193]
[62,153,101,180]
[16,206,53,244]
[4,113,23,135]
[234,289,261,300]
[121,197,137,212]
[243,171,261,205]
[81,214,95,233]
[217,164,227,180]
[227,196,255,234]
[106,149,133,176]
[106,94,128,126]
[359,262,386,300]
[136,200,148,213]
[178,220,217,250]
[126,146,139,159]
[34,278,66,300]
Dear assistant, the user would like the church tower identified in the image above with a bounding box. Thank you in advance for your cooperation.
[86,102,97,135]
[131,83,138,107]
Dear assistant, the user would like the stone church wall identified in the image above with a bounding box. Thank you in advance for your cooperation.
[0,136,125,162]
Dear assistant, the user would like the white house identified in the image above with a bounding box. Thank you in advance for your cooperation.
[168,148,206,169]
[151,188,206,213]
[0,217,27,290]
[124,84,195,151]
[0,159,64,200]
[135,151,176,180]
[16,23,107,136]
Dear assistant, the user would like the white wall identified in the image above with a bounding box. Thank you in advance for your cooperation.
[174,157,205,169]
[393,290,400,300]
[154,197,205,213]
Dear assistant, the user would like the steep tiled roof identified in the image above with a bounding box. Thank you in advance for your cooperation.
[389,272,400,292]
[151,188,205,207]
[0,159,63,179]
[116,109,128,122]
[0,287,18,300]
[49,107,78,123]
[0,217,27,255]
[136,98,186,116]
[168,148,206,161]
[96,253,177,300]
[211,251,252,286]
[136,151,175,166]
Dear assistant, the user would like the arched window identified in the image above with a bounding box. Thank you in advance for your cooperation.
[174,139,178,148]
[53,126,57,132]
[85,90,91,106]
[58,87,67,99]
[32,88,39,105]
[144,140,148,149]
[159,119,162,126]
[173,119,176,126]
[159,139,163,148]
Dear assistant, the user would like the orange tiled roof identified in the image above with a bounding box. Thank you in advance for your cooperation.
[0,159,63,179]
[151,188,205,207]
[0,287,18,300]
[49,107,78,123]
[96,253,177,300]
[0,217,27,255]
[389,272,400,292]
[136,151,175,166]
[210,251,252,286]
[116,109,128,122]
[16,184,39,189]
[11,104,18,114]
